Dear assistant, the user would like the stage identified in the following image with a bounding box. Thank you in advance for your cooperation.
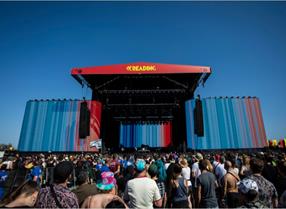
[18,62,267,151]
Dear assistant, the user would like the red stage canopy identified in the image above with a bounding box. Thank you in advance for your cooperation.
[71,62,211,75]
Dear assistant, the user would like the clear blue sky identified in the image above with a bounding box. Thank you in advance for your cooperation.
[0,2,285,147]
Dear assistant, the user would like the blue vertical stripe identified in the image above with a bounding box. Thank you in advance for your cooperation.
[119,123,170,147]
[185,97,267,149]
[18,100,101,151]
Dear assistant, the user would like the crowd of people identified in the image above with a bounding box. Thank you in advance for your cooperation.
[0,150,285,208]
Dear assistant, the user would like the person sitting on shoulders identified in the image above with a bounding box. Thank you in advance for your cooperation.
[82,171,128,208]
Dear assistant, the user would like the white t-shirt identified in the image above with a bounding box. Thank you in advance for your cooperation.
[182,167,191,180]
[192,162,201,187]
[192,162,201,177]
[124,177,161,209]
[182,167,192,187]
[2,161,13,170]
[165,162,171,170]
[213,161,226,181]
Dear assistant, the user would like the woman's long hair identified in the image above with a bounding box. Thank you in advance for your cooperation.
[166,164,182,201]
[155,159,167,182]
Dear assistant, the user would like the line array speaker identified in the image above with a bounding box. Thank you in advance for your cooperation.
[194,99,204,136]
[79,101,90,138]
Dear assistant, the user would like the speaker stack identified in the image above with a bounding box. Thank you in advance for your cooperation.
[194,99,204,137]
[79,101,90,138]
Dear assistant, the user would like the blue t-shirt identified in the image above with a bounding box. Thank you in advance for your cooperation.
[0,170,8,199]
[121,160,128,168]
[29,166,42,184]
[0,170,8,186]
[31,166,42,177]
[96,163,103,171]
[100,165,110,172]
[96,164,110,172]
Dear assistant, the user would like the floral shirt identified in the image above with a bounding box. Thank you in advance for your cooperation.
[248,174,278,208]
[36,184,79,208]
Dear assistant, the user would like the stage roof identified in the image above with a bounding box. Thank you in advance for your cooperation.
[71,62,212,121]
[71,62,211,88]
[72,62,211,75]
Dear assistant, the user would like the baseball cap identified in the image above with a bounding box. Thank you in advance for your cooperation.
[136,159,146,172]
[96,171,117,191]
[238,178,259,194]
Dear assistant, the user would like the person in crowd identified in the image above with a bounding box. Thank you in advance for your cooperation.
[96,171,117,195]
[248,158,278,208]
[237,178,267,208]
[96,159,110,173]
[109,154,121,175]
[166,163,191,208]
[262,154,278,185]
[191,153,203,207]
[180,158,192,189]
[276,160,286,198]
[155,157,167,183]
[122,163,136,190]
[279,189,286,208]
[191,153,203,188]
[120,155,128,170]
[228,154,240,175]
[0,180,39,208]
[210,155,226,207]
[166,162,176,207]
[148,163,167,208]
[222,160,241,208]
[210,155,226,180]
[82,194,127,208]
[81,171,128,208]
[165,154,176,170]
[72,170,98,206]
[196,159,218,208]
[240,155,252,178]
[217,156,227,181]
[0,164,8,200]
[123,158,162,209]
[206,158,214,173]
[35,161,79,208]
[4,150,286,208]
[1,157,13,171]
[28,160,42,185]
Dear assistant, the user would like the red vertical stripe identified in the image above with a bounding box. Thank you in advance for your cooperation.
[75,101,81,151]
[66,101,72,151]
[250,98,259,147]
[86,101,92,152]
[87,100,102,151]
[245,98,258,147]
[254,98,267,147]
[253,99,263,147]
[161,124,164,147]
[164,122,171,146]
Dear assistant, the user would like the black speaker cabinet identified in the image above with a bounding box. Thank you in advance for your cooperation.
[194,99,204,136]
[79,101,90,138]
